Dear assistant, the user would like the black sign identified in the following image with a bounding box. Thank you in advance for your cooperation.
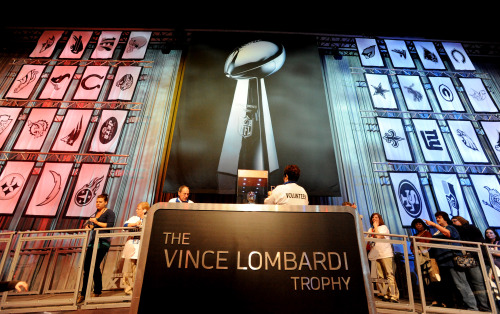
[131,204,374,314]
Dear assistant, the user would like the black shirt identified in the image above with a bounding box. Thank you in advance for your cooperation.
[88,208,115,246]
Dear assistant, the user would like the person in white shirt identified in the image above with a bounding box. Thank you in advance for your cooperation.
[367,212,399,303]
[122,201,150,295]
[264,164,308,205]
[169,185,194,203]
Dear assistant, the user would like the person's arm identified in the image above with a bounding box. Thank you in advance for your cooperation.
[124,217,141,228]
[89,210,115,228]
[424,219,451,238]
[371,221,388,239]
[491,241,500,257]
[264,187,279,204]
[0,280,28,293]
[90,217,107,228]
[106,210,116,228]
[14,281,28,292]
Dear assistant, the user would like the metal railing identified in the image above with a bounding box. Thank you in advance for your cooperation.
[364,231,500,314]
[365,232,416,313]
[0,227,143,313]
[0,228,498,313]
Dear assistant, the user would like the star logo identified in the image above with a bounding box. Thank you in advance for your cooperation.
[371,83,390,99]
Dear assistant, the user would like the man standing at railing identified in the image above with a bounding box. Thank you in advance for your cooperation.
[424,211,478,311]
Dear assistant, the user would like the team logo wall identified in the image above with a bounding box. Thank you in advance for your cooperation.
[51,109,93,152]
[447,120,489,164]
[5,64,46,99]
[38,66,78,100]
[89,110,128,153]
[479,121,500,164]
[0,161,35,214]
[442,42,475,71]
[428,76,465,112]
[58,31,92,59]
[397,75,432,111]
[25,162,73,216]
[66,163,110,217]
[412,119,452,163]
[90,31,122,59]
[29,30,64,58]
[365,73,398,110]
[428,173,472,222]
[470,174,500,227]
[73,66,110,101]
[459,78,498,113]
[414,41,445,70]
[107,66,142,101]
[389,172,431,227]
[0,107,22,149]
[384,39,416,69]
[13,108,57,151]
[377,117,413,162]
[355,38,384,67]
[121,31,152,60]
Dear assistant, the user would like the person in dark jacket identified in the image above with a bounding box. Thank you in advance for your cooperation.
[77,193,116,304]
[451,216,491,311]
[424,211,478,310]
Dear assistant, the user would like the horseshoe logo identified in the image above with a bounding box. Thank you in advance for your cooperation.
[81,74,104,90]
[451,49,466,64]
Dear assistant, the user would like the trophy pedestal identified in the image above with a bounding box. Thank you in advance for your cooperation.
[236,169,268,204]
[217,79,278,180]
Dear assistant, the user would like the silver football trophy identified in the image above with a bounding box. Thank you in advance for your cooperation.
[218,40,285,190]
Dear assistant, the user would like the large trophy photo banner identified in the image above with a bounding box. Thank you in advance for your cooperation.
[164,33,339,196]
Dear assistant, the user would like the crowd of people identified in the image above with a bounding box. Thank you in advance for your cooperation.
[58,163,498,310]
[73,164,307,302]
[366,210,500,311]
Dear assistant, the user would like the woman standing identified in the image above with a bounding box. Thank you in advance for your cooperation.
[411,218,439,305]
[410,218,433,275]
[77,194,115,303]
[410,218,432,256]
[367,213,399,303]
[484,228,500,270]
[424,211,477,310]
[122,201,150,295]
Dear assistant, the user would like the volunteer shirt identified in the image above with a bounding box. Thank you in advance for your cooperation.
[264,182,308,205]
[168,198,194,203]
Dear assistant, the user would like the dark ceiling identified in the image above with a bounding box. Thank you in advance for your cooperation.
[1,5,498,44]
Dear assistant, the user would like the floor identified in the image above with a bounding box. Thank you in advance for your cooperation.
[38,309,129,314]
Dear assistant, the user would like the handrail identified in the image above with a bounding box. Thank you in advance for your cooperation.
[364,232,415,312]
[0,228,497,313]
[0,227,143,312]
[411,236,498,314]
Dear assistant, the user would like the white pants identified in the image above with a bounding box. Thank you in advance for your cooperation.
[371,257,400,300]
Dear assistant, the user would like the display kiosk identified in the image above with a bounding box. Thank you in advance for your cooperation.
[236,169,268,204]
[130,203,375,313]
